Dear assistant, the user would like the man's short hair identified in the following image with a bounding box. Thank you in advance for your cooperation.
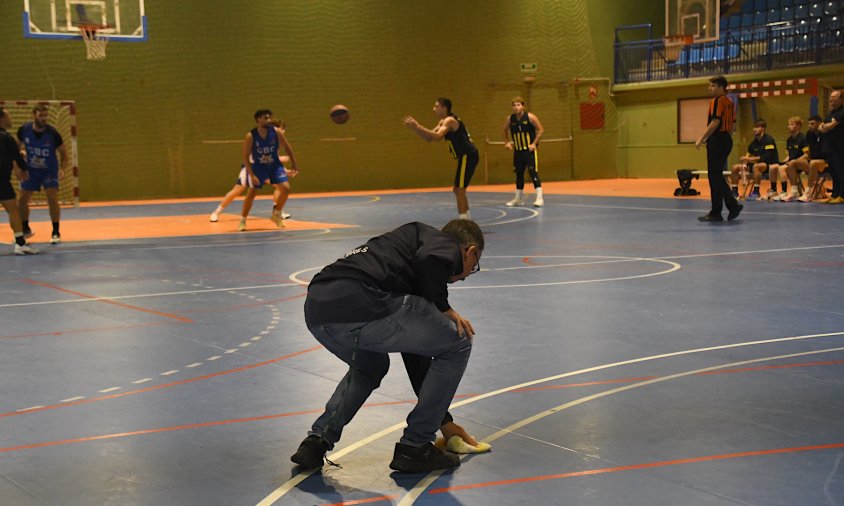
[254,109,273,120]
[442,219,484,252]
[32,104,48,114]
[511,96,525,106]
[755,118,767,128]
[709,75,729,90]
[809,114,823,122]
[788,116,803,127]
[436,97,452,114]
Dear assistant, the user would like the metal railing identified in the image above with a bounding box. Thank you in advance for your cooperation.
[614,20,844,84]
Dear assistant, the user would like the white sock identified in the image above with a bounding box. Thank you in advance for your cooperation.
[214,206,223,214]
[535,187,543,197]
[459,212,471,220]
[515,189,524,199]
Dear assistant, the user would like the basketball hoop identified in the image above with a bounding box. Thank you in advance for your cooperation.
[78,24,109,60]
[663,34,693,62]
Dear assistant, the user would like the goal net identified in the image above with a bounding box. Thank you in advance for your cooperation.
[0,100,79,207]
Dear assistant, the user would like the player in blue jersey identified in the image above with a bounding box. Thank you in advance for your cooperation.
[209,119,294,224]
[232,110,298,231]
[16,104,68,244]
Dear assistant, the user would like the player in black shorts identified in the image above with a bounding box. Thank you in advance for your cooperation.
[794,115,830,202]
[502,96,545,207]
[403,98,479,220]
[0,107,38,255]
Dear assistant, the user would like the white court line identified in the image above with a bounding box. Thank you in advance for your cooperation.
[478,207,540,227]
[399,345,844,504]
[46,229,336,255]
[553,201,844,219]
[254,330,844,505]
[655,243,844,260]
[0,282,301,309]
[453,258,680,290]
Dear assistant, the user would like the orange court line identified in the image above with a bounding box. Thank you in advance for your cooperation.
[0,345,324,419]
[21,214,356,243]
[3,357,841,453]
[0,321,177,340]
[429,442,844,495]
[21,179,695,242]
[24,279,193,323]
[72,178,700,206]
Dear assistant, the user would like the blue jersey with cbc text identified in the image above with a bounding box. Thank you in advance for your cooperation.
[17,123,63,172]
[251,127,282,170]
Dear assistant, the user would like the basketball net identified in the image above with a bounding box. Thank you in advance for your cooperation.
[79,25,109,60]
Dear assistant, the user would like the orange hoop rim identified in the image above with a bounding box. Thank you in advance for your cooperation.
[77,24,112,34]
[663,34,694,45]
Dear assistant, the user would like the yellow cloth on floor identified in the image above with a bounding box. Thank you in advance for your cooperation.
[435,435,492,454]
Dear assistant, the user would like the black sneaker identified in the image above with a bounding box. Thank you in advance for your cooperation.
[727,204,743,221]
[290,435,330,468]
[697,213,724,222]
[389,442,460,473]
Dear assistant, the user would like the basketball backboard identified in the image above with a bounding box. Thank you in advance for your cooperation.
[23,0,146,42]
[666,0,720,43]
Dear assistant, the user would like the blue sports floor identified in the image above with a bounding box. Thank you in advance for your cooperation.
[2,187,844,505]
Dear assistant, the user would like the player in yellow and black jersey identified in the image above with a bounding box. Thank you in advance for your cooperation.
[502,96,545,207]
[403,98,479,220]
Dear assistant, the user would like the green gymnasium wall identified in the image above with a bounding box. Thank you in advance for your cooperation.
[0,1,663,201]
[616,68,844,179]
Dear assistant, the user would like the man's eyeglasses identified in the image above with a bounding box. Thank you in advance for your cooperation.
[467,247,481,275]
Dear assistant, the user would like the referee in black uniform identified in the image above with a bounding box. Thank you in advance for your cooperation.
[696,76,742,222]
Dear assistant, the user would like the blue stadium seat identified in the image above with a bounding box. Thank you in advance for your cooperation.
[754,9,768,24]
[796,18,812,32]
[769,7,783,21]
[729,14,742,29]
[689,47,702,64]
[720,17,729,32]
[768,0,781,8]
[781,0,795,6]
[742,12,755,26]
[743,0,758,12]
[796,3,810,17]
[809,2,824,16]
[825,0,839,14]
[781,5,795,19]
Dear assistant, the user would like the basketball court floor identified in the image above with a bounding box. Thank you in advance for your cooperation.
[2,180,843,505]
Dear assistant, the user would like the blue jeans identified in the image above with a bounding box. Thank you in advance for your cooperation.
[306,294,472,447]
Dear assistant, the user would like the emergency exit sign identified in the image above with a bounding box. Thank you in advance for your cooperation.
[520,63,537,74]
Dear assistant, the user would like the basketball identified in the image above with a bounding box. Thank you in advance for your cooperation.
[330,104,350,124]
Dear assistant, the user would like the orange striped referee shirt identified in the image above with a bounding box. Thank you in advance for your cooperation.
[708,95,734,133]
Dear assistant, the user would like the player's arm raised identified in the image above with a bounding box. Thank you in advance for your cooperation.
[403,116,455,142]
[242,132,259,186]
[528,112,544,151]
